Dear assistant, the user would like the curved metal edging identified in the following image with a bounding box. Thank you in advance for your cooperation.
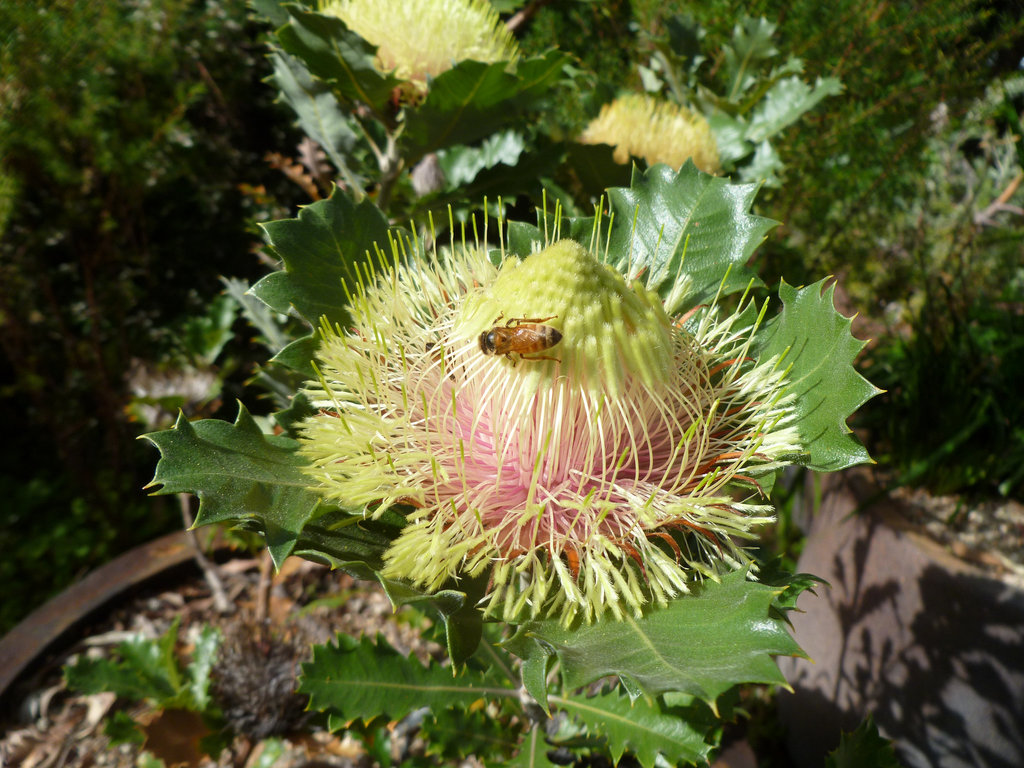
[0,529,219,704]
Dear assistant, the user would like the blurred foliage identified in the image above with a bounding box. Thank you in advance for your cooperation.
[857,75,1024,499]
[0,0,306,632]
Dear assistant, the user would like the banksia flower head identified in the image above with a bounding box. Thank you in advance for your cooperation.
[580,94,721,175]
[318,0,518,91]
[300,212,799,624]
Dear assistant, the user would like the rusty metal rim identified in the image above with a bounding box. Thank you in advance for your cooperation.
[0,529,224,704]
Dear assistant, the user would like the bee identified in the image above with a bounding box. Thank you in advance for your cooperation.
[478,314,562,364]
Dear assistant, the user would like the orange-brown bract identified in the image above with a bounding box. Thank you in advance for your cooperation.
[478,315,562,364]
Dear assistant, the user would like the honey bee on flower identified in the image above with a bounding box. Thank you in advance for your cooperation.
[300,226,800,625]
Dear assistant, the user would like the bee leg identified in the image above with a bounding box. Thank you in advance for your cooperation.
[521,354,561,364]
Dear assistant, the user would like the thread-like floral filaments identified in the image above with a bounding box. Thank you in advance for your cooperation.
[301,235,798,623]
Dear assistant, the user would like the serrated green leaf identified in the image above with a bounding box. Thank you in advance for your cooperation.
[422,706,521,762]
[508,724,559,768]
[519,643,555,715]
[402,52,569,162]
[747,75,842,142]
[104,710,146,745]
[755,278,881,471]
[506,570,803,711]
[723,17,779,100]
[271,334,319,374]
[276,8,400,117]
[251,187,395,327]
[64,620,188,708]
[270,50,362,182]
[291,506,400,574]
[299,634,507,724]
[187,625,221,712]
[738,139,784,186]
[826,716,903,768]
[143,404,323,567]
[603,163,776,310]
[376,575,486,667]
[555,689,713,767]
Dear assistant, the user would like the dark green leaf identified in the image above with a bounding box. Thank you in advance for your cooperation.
[402,52,569,162]
[826,716,904,768]
[291,507,400,574]
[754,279,881,471]
[422,706,521,762]
[506,570,803,711]
[271,334,319,374]
[143,404,323,567]
[299,634,508,724]
[562,142,632,200]
[603,163,776,310]
[104,710,146,745]
[555,688,714,767]
[276,8,400,117]
[377,574,486,667]
[251,187,395,327]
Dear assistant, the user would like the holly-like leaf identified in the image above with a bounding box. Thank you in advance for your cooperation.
[299,634,507,724]
[143,404,323,567]
[826,716,903,768]
[754,278,881,471]
[555,689,714,767]
[378,576,485,667]
[505,163,774,315]
[250,187,395,327]
[276,7,400,117]
[506,570,803,712]
[603,163,776,310]
[401,52,569,163]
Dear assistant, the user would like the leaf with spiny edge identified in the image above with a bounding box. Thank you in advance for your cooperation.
[251,186,398,328]
[276,7,401,118]
[298,633,509,726]
[506,163,776,313]
[754,278,882,471]
[506,569,806,713]
[554,688,715,767]
[143,404,324,568]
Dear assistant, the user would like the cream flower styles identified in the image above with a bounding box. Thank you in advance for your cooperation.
[299,219,800,624]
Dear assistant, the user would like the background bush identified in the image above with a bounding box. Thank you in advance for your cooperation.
[0,0,305,632]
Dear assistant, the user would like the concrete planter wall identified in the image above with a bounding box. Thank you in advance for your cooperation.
[778,471,1024,768]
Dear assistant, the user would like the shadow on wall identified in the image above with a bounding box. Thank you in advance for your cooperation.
[777,471,1024,768]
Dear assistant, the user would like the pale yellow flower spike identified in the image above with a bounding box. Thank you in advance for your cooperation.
[319,0,519,89]
[580,94,721,175]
